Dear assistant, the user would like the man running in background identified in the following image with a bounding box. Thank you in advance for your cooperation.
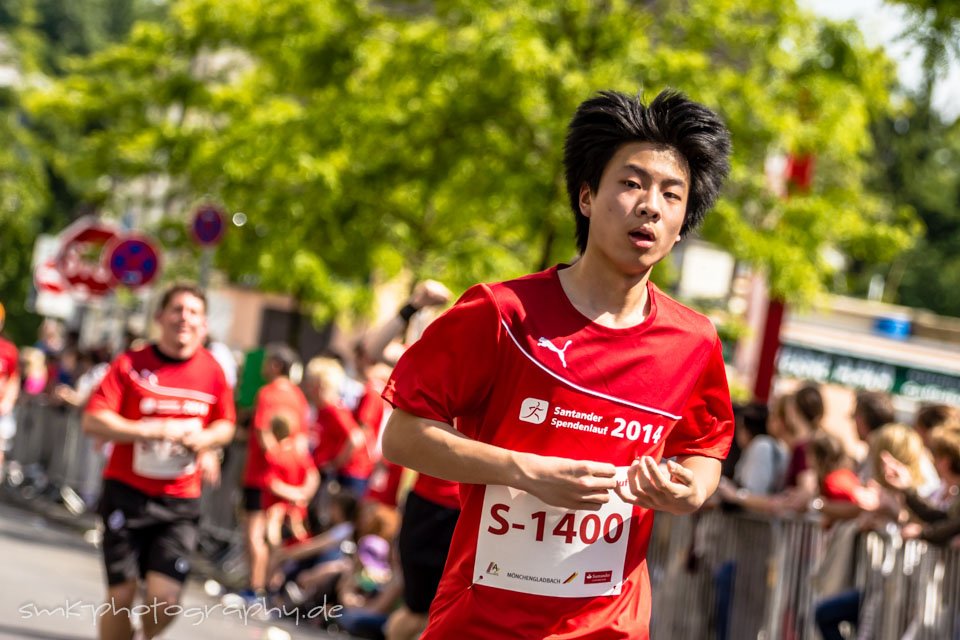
[382,89,735,638]
[83,283,236,640]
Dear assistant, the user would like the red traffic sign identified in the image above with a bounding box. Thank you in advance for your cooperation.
[105,235,161,288]
[34,259,68,294]
[191,204,226,246]
[56,217,119,297]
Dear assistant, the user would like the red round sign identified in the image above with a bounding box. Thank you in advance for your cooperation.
[34,259,68,294]
[105,235,161,288]
[55,217,120,296]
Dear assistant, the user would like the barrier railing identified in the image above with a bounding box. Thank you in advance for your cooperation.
[4,400,959,637]
[648,508,960,639]
[4,401,242,550]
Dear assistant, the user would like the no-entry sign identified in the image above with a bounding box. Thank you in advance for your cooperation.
[106,235,161,288]
[191,204,226,246]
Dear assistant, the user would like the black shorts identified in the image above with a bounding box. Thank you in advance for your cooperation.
[242,486,264,513]
[98,479,201,586]
[398,491,460,614]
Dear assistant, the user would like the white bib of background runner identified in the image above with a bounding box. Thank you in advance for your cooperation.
[473,466,633,598]
[133,418,202,479]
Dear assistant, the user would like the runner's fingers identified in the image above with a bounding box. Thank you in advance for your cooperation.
[581,491,611,505]
[575,496,607,511]
[585,461,617,478]
[641,457,670,491]
[667,460,694,486]
[583,474,618,490]
[616,483,654,508]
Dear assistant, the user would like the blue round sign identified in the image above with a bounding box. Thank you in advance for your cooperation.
[106,236,161,288]
[191,204,225,246]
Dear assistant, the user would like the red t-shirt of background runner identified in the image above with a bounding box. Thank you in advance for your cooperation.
[312,403,374,479]
[262,437,315,510]
[244,377,310,489]
[86,345,235,499]
[364,460,406,508]
[0,337,18,383]
[382,266,734,639]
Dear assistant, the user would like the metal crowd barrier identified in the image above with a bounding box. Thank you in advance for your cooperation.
[5,398,106,510]
[648,508,960,640]
[6,399,959,637]
[4,398,250,580]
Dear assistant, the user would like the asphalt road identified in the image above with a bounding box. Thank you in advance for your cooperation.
[0,499,342,640]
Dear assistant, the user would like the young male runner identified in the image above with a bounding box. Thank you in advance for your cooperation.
[382,89,735,638]
[84,284,236,640]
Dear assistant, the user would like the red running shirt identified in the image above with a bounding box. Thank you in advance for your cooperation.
[0,337,18,384]
[263,436,316,511]
[382,266,734,639]
[312,402,374,480]
[86,345,235,499]
[244,377,310,489]
[821,468,861,504]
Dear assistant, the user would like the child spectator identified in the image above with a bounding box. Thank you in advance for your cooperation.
[263,412,319,548]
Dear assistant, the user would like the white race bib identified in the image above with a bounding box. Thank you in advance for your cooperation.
[473,467,634,598]
[133,419,202,479]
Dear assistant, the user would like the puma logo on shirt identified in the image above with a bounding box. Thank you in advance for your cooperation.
[537,337,572,368]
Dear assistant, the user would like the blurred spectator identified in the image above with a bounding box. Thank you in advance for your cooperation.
[334,534,401,640]
[20,347,47,396]
[0,307,20,478]
[782,382,824,493]
[868,423,939,498]
[238,342,310,604]
[716,402,789,510]
[53,349,110,408]
[852,390,896,443]
[263,413,318,548]
[731,402,788,495]
[913,403,960,449]
[307,357,373,499]
[34,318,64,357]
[881,425,960,545]
[206,338,239,390]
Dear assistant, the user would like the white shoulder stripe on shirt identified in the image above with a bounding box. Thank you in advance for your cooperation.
[127,371,218,404]
[499,319,682,421]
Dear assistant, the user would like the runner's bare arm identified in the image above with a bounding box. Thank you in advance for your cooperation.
[382,408,618,511]
[616,454,721,515]
[180,418,235,452]
[0,371,19,414]
[82,409,168,443]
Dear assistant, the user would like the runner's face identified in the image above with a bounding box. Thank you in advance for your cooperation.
[579,142,689,277]
[156,292,207,355]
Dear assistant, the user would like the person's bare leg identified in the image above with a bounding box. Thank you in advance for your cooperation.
[385,606,428,640]
[141,572,184,639]
[99,580,138,640]
[245,510,269,592]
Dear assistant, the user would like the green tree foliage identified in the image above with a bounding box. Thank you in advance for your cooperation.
[858,0,960,315]
[20,0,916,320]
[0,0,165,343]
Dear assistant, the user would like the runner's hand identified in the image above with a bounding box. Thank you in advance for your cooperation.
[198,450,221,486]
[180,427,213,452]
[616,456,699,514]
[410,280,452,308]
[517,453,617,511]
